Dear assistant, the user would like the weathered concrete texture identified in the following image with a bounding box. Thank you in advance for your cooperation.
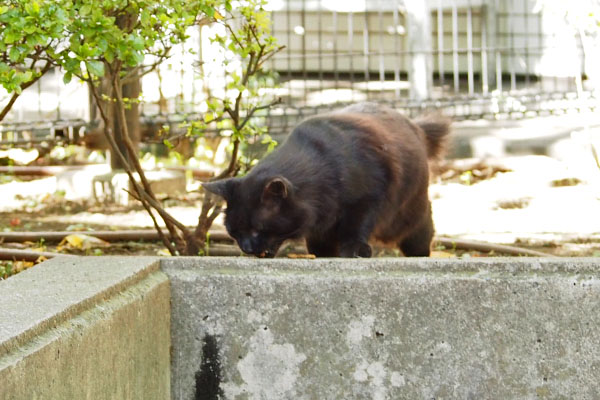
[0,256,170,400]
[164,257,600,400]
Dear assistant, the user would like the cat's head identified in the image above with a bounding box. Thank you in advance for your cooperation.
[203,175,306,257]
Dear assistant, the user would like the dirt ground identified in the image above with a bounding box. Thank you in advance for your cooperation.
[1,154,599,276]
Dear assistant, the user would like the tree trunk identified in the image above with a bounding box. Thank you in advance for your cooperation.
[111,73,141,169]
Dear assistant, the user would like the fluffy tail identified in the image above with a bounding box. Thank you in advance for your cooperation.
[415,115,451,159]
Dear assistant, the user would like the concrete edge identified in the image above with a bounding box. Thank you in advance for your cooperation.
[0,256,160,358]
[0,270,169,370]
[161,257,600,278]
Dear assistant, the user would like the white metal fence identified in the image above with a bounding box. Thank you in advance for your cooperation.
[1,0,598,147]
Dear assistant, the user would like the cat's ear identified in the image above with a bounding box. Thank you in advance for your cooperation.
[262,176,291,201]
[202,178,237,200]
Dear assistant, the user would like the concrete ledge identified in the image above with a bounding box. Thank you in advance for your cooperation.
[164,257,600,399]
[0,256,169,400]
[2,257,600,399]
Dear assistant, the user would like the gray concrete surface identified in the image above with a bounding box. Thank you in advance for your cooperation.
[164,257,600,400]
[0,256,170,400]
[3,256,600,399]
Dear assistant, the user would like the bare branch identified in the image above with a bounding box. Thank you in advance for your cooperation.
[224,23,244,48]
[238,97,282,132]
[256,45,286,70]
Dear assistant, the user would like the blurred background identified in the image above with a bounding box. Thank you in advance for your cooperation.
[1,0,599,263]
[3,0,600,134]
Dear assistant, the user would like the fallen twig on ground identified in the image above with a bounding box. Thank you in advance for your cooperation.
[0,248,77,262]
[0,229,231,243]
[0,230,556,258]
[435,237,555,257]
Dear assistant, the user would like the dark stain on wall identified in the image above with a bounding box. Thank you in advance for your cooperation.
[195,334,223,400]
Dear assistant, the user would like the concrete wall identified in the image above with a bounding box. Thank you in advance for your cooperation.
[164,257,600,400]
[2,256,600,399]
[0,256,170,400]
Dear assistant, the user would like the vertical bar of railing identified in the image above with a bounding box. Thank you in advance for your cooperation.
[495,0,502,93]
[318,2,324,97]
[348,12,355,101]
[363,9,370,99]
[481,3,489,95]
[406,0,432,101]
[523,0,530,87]
[452,2,459,94]
[467,1,474,96]
[286,4,292,105]
[333,9,339,91]
[437,0,445,96]
[179,46,185,113]
[509,0,516,92]
[55,67,61,120]
[37,72,43,121]
[496,50,503,93]
[301,0,308,103]
[536,1,544,94]
[393,2,401,98]
[378,5,385,95]
[192,27,199,111]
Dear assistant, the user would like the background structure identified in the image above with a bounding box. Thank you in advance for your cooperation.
[1,0,598,147]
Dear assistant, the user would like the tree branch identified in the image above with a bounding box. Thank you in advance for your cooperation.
[110,71,194,253]
[0,60,53,122]
[238,97,282,132]
[88,76,179,254]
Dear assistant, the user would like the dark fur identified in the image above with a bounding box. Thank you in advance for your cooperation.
[203,103,450,258]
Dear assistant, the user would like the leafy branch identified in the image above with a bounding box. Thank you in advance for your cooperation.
[192,0,284,248]
[0,0,68,122]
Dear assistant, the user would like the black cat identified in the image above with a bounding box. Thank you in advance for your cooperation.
[203,102,450,258]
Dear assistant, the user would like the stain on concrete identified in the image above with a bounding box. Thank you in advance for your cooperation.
[195,334,223,400]
[222,327,306,399]
[346,315,375,346]
[347,316,406,399]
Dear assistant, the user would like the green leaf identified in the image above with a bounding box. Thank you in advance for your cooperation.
[24,25,37,34]
[104,49,114,63]
[129,51,144,66]
[63,71,73,84]
[22,70,33,82]
[130,35,145,51]
[86,60,104,77]
[9,46,21,63]
[80,4,92,16]
[4,31,20,44]
[25,1,40,15]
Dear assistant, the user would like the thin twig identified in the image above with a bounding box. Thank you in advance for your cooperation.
[238,97,282,132]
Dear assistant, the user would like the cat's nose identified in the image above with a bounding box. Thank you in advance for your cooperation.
[239,238,253,254]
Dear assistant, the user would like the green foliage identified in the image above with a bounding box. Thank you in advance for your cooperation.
[0,0,67,93]
[53,0,229,84]
[0,261,13,280]
[187,0,282,173]
[1,0,281,255]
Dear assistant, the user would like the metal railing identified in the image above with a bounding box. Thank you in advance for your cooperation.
[1,0,598,147]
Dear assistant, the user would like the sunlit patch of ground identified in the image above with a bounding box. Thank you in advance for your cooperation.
[1,155,599,258]
[430,155,600,256]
